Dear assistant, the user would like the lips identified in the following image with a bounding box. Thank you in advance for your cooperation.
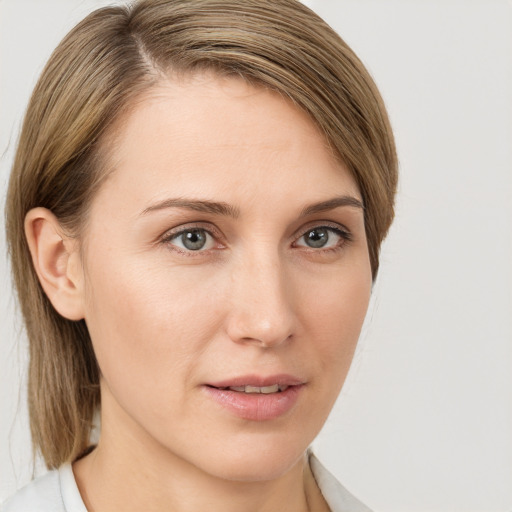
[203,374,305,421]
[207,374,305,389]
[220,384,289,394]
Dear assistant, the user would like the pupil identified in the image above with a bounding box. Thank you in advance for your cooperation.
[182,230,207,250]
[306,228,328,248]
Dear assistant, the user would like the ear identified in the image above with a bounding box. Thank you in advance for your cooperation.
[24,207,85,321]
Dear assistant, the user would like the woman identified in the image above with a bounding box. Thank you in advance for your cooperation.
[2,0,397,511]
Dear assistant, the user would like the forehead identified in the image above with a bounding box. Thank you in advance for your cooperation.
[92,72,360,218]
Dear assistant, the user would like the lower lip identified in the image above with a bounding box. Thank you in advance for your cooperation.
[202,385,303,421]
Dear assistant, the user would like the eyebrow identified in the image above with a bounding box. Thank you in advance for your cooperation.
[141,198,240,218]
[140,195,364,218]
[300,195,364,216]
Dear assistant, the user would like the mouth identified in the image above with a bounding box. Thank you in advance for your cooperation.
[207,384,291,394]
[202,375,305,421]
[206,374,304,389]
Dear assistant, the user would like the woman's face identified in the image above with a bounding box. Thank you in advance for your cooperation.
[79,73,372,481]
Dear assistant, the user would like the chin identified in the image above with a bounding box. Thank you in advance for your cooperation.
[189,430,310,483]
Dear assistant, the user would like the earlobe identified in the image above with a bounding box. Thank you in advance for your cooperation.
[24,207,85,321]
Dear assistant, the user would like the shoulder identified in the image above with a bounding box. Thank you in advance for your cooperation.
[0,465,86,512]
[309,452,373,512]
[1,469,63,512]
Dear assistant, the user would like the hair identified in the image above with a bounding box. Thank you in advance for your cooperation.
[5,0,398,469]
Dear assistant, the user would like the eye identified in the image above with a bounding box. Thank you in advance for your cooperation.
[168,228,215,251]
[294,226,349,249]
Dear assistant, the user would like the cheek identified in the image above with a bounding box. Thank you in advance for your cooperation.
[82,256,226,405]
[299,262,372,374]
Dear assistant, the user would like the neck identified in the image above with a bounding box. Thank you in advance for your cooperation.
[74,444,322,512]
[73,402,329,512]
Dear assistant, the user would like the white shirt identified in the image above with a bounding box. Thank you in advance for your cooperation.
[1,453,371,512]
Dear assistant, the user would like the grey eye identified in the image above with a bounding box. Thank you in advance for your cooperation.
[295,226,345,249]
[172,229,213,251]
[303,228,330,248]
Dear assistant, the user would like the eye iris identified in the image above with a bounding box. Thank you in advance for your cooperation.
[305,228,328,248]
[182,229,207,250]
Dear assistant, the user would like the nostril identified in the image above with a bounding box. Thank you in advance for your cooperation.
[225,278,296,347]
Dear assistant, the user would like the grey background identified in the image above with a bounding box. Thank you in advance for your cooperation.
[1,1,511,510]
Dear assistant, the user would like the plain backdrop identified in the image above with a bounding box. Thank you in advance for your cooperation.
[1,1,511,511]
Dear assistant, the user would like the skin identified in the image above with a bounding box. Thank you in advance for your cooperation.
[26,72,372,512]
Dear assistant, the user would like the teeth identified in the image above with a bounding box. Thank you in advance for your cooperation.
[227,384,289,394]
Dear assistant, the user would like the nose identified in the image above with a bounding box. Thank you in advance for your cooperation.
[225,251,296,348]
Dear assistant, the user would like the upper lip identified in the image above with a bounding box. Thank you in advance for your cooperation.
[206,374,305,388]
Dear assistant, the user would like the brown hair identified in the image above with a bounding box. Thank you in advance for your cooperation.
[5,0,398,469]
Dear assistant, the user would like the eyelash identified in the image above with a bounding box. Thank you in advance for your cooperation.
[159,222,352,255]
[160,223,223,256]
[294,223,353,252]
